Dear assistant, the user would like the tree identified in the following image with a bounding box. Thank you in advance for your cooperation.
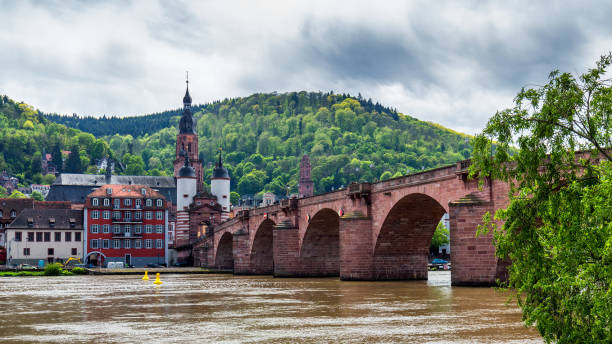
[230,191,240,205]
[430,221,449,249]
[0,185,8,197]
[470,54,612,343]
[42,174,56,185]
[52,143,63,173]
[64,145,83,173]
[8,190,26,199]
[31,191,44,201]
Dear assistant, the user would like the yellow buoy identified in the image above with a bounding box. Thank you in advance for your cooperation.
[153,272,162,285]
[142,270,149,281]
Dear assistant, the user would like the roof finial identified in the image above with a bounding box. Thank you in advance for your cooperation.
[186,70,189,86]
[217,147,223,167]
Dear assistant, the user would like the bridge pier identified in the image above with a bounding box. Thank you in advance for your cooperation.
[449,198,499,286]
[339,212,374,280]
[232,230,251,274]
[272,221,300,277]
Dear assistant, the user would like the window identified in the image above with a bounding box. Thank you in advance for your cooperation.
[91,210,99,219]
[36,232,43,242]
[91,224,99,233]
[48,248,54,256]
[65,232,72,242]
[10,210,16,218]
[71,248,77,255]
[145,239,152,249]
[106,188,112,195]
[156,199,163,207]
[113,239,121,249]
[23,248,30,256]
[102,224,110,233]
[113,225,121,234]
[44,232,51,242]
[124,240,131,249]
[134,224,142,234]
[92,198,99,206]
[0,210,2,217]
[27,232,34,242]
[75,232,81,241]
[156,239,163,249]
[124,198,131,206]
[14,231,22,241]
[103,198,110,206]
[156,211,163,220]
[102,239,109,249]
[103,211,110,219]
[136,198,142,207]
[134,239,142,249]
[145,225,153,233]
[54,232,61,241]
[145,211,152,220]
[124,225,131,234]
[91,239,99,249]
[113,211,121,220]
[124,212,131,221]
[146,199,152,207]
[114,198,120,208]
[135,212,142,220]
[156,225,163,233]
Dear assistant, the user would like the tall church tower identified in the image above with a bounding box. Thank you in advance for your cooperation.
[174,77,203,193]
[298,154,314,198]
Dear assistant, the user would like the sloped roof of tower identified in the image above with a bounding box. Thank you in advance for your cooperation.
[179,83,197,134]
[183,84,192,104]
[212,150,229,179]
[179,154,196,178]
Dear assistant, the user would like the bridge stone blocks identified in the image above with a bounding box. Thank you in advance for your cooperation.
[195,160,509,286]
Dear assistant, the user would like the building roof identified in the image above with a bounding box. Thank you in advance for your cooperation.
[47,174,177,204]
[86,184,165,199]
[0,199,71,223]
[178,155,196,178]
[212,151,229,179]
[53,174,175,188]
[7,208,83,230]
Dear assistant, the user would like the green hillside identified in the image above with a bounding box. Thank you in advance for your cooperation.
[0,95,112,185]
[46,91,473,196]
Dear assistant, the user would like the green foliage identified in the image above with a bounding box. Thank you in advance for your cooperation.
[70,267,88,275]
[0,186,7,197]
[41,174,56,185]
[230,191,240,204]
[470,54,612,343]
[64,145,83,173]
[43,263,62,276]
[31,191,44,201]
[8,190,26,199]
[430,221,449,249]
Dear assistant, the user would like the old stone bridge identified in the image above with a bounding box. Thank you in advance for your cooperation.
[193,161,510,286]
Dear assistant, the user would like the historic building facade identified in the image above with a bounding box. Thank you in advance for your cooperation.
[5,208,83,266]
[84,184,169,267]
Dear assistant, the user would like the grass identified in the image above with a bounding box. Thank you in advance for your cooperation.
[0,264,90,277]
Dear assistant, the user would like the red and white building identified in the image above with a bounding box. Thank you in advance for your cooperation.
[84,184,169,267]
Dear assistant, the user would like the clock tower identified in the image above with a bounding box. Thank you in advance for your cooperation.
[174,77,203,193]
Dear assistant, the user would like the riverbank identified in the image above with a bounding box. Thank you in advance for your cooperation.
[0,266,233,276]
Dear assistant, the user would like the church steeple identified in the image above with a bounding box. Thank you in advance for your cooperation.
[179,72,196,135]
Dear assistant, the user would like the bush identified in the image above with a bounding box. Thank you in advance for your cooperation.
[71,267,88,275]
[43,263,62,276]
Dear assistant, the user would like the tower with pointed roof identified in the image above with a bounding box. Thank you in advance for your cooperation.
[174,75,203,193]
[210,149,231,215]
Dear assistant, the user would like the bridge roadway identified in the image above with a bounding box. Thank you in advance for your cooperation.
[193,160,510,286]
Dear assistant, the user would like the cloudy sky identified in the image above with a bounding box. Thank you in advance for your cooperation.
[1,1,611,134]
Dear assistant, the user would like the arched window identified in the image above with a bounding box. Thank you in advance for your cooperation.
[156,199,163,207]
[10,209,16,218]
[92,198,99,206]
[103,198,110,206]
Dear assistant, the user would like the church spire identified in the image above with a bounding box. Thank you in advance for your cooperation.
[183,71,192,107]
[179,72,196,134]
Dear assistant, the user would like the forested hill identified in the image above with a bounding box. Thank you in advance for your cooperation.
[44,91,473,196]
[44,92,402,138]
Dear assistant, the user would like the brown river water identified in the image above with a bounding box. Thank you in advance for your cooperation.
[0,272,542,343]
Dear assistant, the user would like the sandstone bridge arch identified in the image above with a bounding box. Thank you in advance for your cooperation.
[196,161,511,285]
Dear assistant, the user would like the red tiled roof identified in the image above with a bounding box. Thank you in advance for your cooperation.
[86,184,165,199]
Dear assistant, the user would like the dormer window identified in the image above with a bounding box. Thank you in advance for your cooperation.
[69,218,76,228]
[49,218,55,227]
[106,188,112,195]
[141,188,147,196]
[10,210,16,218]
[146,199,152,207]
[156,199,163,207]
[92,198,99,206]
[103,198,110,206]
[27,217,34,228]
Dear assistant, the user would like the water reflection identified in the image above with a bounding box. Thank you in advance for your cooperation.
[0,272,541,343]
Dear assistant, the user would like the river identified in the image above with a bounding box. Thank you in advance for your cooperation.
[0,272,542,343]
